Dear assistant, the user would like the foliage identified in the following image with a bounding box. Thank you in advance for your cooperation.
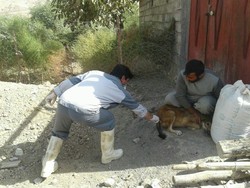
[50,0,140,65]
[71,17,176,74]
[123,3,139,30]
[51,0,139,30]
[11,18,63,67]
[0,18,16,68]
[30,2,76,45]
[72,27,117,72]
[69,3,140,72]
[0,15,64,84]
[0,2,176,83]
[30,2,57,30]
[94,0,139,28]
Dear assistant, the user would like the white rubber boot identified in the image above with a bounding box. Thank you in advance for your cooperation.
[101,129,123,164]
[41,136,63,178]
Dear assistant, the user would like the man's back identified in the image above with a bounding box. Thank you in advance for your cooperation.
[60,70,125,110]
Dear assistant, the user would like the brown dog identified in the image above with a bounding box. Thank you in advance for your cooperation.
[156,104,201,139]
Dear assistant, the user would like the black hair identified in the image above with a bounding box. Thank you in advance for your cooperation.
[110,64,133,80]
[184,59,205,76]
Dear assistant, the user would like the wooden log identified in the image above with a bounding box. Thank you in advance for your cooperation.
[200,182,250,188]
[173,170,233,185]
[172,163,197,170]
[216,138,250,159]
[173,161,250,170]
[173,170,250,185]
[198,162,250,170]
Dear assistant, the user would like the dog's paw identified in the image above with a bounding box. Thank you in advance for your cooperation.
[175,130,182,136]
[158,133,167,139]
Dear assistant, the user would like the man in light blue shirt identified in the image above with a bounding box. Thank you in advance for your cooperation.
[41,64,159,178]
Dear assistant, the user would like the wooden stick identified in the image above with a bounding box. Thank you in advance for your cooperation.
[173,170,233,185]
[173,161,250,170]
[172,163,197,170]
[200,182,250,188]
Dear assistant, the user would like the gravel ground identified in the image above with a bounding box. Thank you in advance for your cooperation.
[0,72,224,188]
[0,1,248,187]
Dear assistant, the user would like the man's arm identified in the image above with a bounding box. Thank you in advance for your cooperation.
[213,78,225,99]
[46,73,89,106]
[175,72,192,109]
[54,72,89,97]
[53,76,81,97]
[120,89,159,123]
[174,72,201,123]
[132,104,159,123]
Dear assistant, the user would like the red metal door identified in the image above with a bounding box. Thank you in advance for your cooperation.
[188,0,250,84]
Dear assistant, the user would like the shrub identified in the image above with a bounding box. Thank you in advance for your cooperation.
[0,16,64,83]
[8,18,63,68]
[30,2,80,46]
[0,18,16,68]
[72,28,117,72]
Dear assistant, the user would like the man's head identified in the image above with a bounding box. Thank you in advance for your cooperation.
[184,59,205,82]
[110,64,133,85]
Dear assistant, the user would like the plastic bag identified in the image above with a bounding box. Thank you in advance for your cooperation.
[211,80,250,143]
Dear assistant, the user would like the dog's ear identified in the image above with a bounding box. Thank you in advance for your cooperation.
[156,123,167,139]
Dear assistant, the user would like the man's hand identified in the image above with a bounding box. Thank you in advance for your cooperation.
[144,112,159,123]
[45,91,57,106]
[150,115,160,124]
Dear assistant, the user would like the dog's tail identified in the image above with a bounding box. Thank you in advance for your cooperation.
[156,122,167,139]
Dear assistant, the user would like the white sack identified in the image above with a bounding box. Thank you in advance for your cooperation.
[211,80,250,143]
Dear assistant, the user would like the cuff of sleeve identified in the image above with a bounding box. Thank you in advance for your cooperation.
[53,87,61,97]
[132,104,148,118]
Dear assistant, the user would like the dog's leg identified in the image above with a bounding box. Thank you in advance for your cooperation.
[168,116,182,136]
[156,122,167,139]
[188,123,201,130]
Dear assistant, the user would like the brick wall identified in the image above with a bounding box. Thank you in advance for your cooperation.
[139,0,191,69]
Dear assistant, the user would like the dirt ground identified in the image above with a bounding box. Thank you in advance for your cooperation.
[0,69,224,188]
[1,0,249,187]
[0,1,221,187]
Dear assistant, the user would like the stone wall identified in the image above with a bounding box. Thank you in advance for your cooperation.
[139,0,191,70]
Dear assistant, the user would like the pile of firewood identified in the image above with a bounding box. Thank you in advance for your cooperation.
[172,137,250,187]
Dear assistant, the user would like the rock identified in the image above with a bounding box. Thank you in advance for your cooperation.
[9,157,19,161]
[15,148,24,156]
[151,178,161,188]
[133,137,140,144]
[33,177,45,184]
[0,160,21,169]
[100,178,115,187]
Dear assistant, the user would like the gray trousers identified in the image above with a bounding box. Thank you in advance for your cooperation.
[164,91,216,115]
[52,103,115,140]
